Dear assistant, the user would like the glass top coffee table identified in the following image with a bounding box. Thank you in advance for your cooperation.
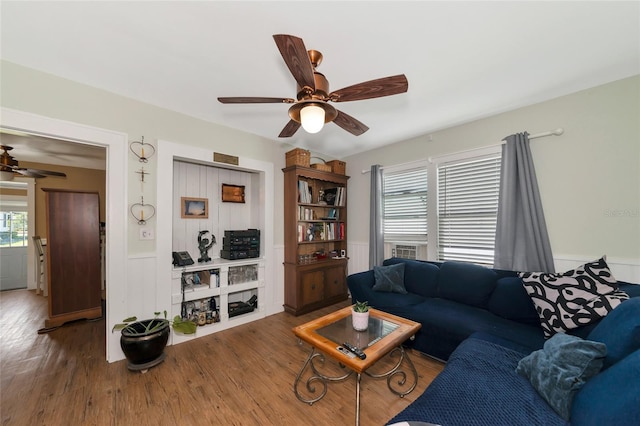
[292,306,421,425]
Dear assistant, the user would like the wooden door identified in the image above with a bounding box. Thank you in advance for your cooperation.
[43,189,102,328]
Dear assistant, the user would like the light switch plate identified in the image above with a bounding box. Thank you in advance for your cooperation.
[139,228,155,240]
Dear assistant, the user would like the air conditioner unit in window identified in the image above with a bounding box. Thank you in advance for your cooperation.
[385,243,429,261]
[392,244,417,260]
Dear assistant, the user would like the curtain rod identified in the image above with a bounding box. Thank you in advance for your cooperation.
[362,127,565,172]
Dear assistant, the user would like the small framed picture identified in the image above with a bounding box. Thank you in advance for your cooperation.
[221,184,245,203]
[181,197,208,218]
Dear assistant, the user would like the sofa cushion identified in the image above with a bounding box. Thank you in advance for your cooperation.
[373,263,407,294]
[398,299,546,360]
[383,258,440,298]
[387,336,568,426]
[570,349,640,425]
[587,297,640,369]
[488,276,540,326]
[516,333,607,420]
[437,261,497,308]
[519,257,629,338]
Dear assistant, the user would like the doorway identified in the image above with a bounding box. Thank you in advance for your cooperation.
[0,181,28,290]
[0,107,128,362]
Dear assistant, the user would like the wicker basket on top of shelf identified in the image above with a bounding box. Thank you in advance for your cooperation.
[311,163,332,172]
[327,160,346,175]
[286,148,310,168]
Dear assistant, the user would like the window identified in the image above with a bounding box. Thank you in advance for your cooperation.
[437,153,501,266]
[0,211,28,248]
[383,166,428,242]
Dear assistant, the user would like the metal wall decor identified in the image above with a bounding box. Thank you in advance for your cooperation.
[129,136,156,163]
[130,196,156,225]
[221,184,245,203]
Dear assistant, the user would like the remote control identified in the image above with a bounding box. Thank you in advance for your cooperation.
[336,346,356,359]
[342,342,366,360]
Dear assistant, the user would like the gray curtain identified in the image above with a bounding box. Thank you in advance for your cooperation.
[369,164,384,268]
[494,132,555,272]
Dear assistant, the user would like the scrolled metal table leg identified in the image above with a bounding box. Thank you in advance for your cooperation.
[364,346,419,397]
[355,372,362,426]
[293,347,354,405]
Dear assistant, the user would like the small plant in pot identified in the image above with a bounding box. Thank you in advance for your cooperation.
[112,311,197,371]
[352,300,370,331]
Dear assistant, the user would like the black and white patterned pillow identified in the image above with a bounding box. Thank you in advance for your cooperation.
[519,257,629,338]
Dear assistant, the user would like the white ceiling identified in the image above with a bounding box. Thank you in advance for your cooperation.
[1,1,639,161]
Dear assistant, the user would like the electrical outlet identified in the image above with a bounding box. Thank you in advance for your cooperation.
[139,228,155,240]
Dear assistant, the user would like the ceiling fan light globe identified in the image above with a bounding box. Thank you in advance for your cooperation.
[0,171,15,181]
[300,104,325,134]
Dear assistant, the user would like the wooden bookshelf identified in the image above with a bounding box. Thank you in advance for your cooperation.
[283,165,349,315]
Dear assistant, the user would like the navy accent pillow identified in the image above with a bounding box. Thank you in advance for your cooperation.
[516,333,607,420]
[383,258,440,298]
[570,349,640,424]
[373,263,407,294]
[437,261,497,308]
[588,297,640,369]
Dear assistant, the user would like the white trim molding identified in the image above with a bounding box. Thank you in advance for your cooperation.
[1,107,129,362]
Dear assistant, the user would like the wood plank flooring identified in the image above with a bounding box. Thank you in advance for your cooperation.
[0,290,443,426]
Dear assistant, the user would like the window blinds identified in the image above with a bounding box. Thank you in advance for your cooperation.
[437,154,501,265]
[383,167,428,240]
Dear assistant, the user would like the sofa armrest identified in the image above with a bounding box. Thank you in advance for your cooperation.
[347,270,376,304]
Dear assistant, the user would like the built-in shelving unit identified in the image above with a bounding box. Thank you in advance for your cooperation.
[170,258,264,344]
[283,165,349,315]
[155,140,274,348]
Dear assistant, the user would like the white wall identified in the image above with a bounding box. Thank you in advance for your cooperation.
[345,75,640,280]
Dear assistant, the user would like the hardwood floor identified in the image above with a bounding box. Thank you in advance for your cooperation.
[0,290,444,426]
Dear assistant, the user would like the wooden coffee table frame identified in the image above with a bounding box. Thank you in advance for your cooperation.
[292,306,421,425]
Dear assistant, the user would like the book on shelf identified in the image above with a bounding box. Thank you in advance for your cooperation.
[298,180,312,203]
[297,221,344,242]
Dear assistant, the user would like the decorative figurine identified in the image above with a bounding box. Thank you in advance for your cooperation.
[197,230,216,263]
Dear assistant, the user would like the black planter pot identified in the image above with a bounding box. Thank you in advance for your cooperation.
[120,319,170,371]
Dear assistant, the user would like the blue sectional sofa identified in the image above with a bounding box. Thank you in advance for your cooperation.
[347,258,640,425]
[347,257,640,361]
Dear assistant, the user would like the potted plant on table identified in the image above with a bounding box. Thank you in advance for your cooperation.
[112,311,197,371]
[352,300,370,331]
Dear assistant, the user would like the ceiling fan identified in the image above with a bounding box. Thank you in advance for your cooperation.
[218,34,408,137]
[0,145,67,180]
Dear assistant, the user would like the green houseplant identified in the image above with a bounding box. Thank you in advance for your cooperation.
[113,311,197,371]
[352,300,370,331]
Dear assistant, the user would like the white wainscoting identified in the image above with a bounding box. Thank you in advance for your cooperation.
[126,253,159,316]
[270,245,285,315]
[554,255,640,284]
[347,241,370,275]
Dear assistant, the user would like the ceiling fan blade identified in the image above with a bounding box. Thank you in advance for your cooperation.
[273,34,316,92]
[218,97,295,104]
[330,74,408,102]
[14,169,46,178]
[333,110,369,136]
[278,120,301,138]
[24,168,67,177]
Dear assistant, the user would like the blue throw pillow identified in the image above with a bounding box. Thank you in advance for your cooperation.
[571,349,640,425]
[373,263,407,294]
[588,297,640,369]
[515,333,607,420]
[383,258,440,298]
